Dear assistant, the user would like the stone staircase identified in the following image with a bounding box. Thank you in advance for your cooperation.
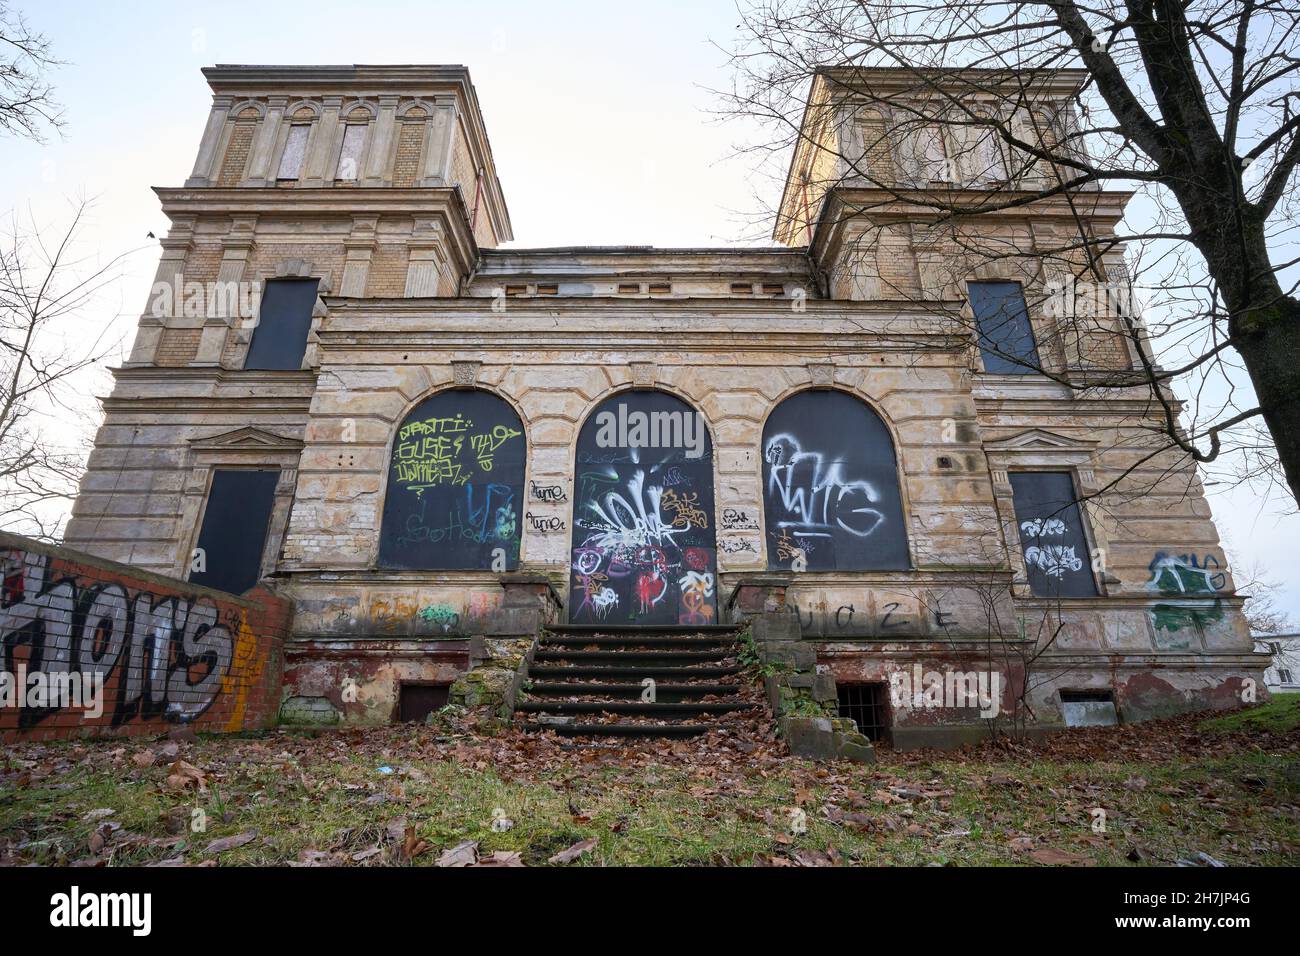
[513,624,760,737]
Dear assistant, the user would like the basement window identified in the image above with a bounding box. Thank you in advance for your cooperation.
[648,282,671,295]
[536,283,558,296]
[618,283,642,295]
[1059,689,1118,727]
[836,682,891,743]
[504,285,528,297]
[398,683,450,723]
[761,283,785,296]
[730,282,754,295]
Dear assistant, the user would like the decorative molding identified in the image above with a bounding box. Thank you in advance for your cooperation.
[451,360,482,386]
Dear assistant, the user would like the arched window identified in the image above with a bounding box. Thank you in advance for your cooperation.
[378,389,525,570]
[569,390,717,626]
[762,390,909,570]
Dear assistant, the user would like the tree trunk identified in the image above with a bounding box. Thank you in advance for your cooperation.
[1232,295,1300,505]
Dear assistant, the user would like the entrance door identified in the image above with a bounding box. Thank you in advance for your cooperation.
[569,391,717,626]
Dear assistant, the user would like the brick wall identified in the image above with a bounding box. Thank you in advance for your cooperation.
[0,531,290,742]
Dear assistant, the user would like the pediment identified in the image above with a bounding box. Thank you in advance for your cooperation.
[983,428,1098,453]
[189,426,303,453]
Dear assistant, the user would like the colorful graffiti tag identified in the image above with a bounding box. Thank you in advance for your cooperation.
[378,389,525,570]
[1146,551,1227,632]
[1,548,252,729]
[569,391,718,625]
[762,390,909,571]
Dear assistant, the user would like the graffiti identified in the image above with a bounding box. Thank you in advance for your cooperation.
[721,507,760,531]
[678,571,715,625]
[1020,517,1067,537]
[380,390,525,570]
[761,391,909,571]
[1146,551,1227,633]
[529,480,568,503]
[789,598,962,638]
[417,604,462,633]
[524,511,566,533]
[1008,473,1099,598]
[1,550,236,728]
[660,489,708,531]
[718,537,759,555]
[570,391,718,625]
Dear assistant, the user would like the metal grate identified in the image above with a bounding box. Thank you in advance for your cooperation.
[836,683,891,743]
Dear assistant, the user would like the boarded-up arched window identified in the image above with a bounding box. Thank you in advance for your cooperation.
[378,389,525,570]
[762,390,909,570]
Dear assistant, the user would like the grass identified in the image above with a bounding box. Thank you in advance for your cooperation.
[2,717,1296,867]
[1200,692,1300,734]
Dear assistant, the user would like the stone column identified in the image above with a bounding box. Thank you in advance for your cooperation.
[185,96,233,187]
[404,218,449,297]
[339,216,378,297]
[301,96,343,187]
[361,95,399,186]
[194,216,257,367]
[419,100,458,186]
[245,96,288,186]
[125,218,194,366]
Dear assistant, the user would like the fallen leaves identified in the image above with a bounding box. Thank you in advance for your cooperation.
[165,759,207,793]
[548,838,598,864]
[204,831,257,855]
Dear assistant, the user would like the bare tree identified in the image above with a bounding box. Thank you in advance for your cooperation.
[1229,551,1297,634]
[717,0,1300,508]
[0,201,130,538]
[0,1,63,142]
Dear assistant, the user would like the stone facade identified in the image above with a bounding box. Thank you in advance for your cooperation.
[63,64,1265,746]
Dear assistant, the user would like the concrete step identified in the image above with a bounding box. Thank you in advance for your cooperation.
[533,649,734,664]
[521,720,719,737]
[527,665,744,679]
[525,681,740,698]
[517,700,756,715]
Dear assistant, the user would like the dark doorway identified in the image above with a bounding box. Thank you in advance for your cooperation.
[569,390,717,626]
[398,683,450,723]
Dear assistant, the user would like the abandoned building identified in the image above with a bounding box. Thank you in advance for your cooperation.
[42,63,1265,749]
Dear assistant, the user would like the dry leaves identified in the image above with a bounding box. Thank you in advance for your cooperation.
[548,838,598,864]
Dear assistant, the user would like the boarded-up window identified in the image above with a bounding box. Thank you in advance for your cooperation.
[189,469,279,594]
[763,390,909,571]
[336,124,366,181]
[1009,471,1099,598]
[244,278,319,371]
[969,280,1041,374]
[378,389,526,570]
[569,390,717,626]
[277,124,310,180]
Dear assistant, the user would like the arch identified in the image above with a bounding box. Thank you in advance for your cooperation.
[568,389,718,626]
[285,99,323,120]
[377,388,525,570]
[762,388,909,571]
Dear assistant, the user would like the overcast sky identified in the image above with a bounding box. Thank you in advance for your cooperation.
[3,0,1297,621]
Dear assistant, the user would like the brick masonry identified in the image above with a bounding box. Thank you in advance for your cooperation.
[0,531,290,742]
